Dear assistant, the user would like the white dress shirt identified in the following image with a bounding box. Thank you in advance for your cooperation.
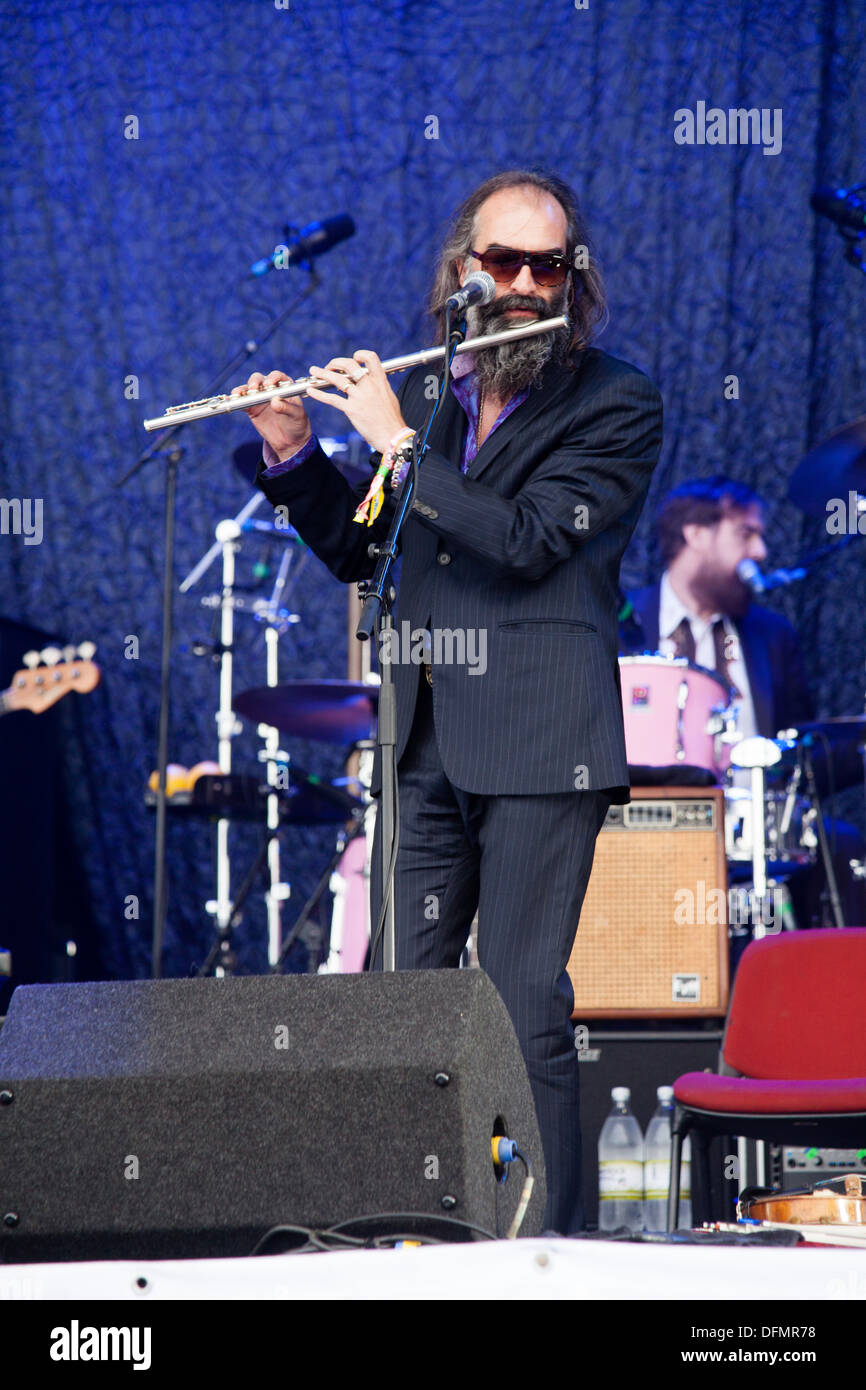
[658,570,757,740]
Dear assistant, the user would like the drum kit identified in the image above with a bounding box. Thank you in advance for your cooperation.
[622,416,866,938]
[619,652,865,932]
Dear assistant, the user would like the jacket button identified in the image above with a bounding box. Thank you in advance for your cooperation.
[437,551,451,566]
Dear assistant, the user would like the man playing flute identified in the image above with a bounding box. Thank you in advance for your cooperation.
[234,170,663,1233]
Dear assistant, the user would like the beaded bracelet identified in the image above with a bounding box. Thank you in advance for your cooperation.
[353,427,416,525]
[389,432,418,490]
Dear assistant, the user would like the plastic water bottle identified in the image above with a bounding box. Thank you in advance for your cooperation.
[598,1086,644,1231]
[644,1085,692,1230]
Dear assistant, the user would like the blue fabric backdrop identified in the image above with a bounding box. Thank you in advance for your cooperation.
[1,0,864,980]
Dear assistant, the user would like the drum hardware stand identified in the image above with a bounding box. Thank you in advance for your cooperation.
[729,738,785,940]
[674,679,688,760]
[709,703,742,768]
[121,269,322,979]
[198,519,245,976]
[253,541,310,966]
[800,739,846,928]
[775,759,819,868]
[182,497,307,977]
[777,761,801,845]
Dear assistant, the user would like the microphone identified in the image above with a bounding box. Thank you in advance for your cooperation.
[445,271,496,314]
[737,559,807,594]
[251,214,356,277]
[810,186,866,234]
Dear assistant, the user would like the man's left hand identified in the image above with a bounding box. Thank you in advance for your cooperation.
[304,351,408,454]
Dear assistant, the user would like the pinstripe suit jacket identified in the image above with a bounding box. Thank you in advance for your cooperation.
[256,347,663,801]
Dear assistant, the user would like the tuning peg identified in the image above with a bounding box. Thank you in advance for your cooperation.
[22,650,40,668]
[77,641,97,660]
[40,647,62,666]
[62,645,77,663]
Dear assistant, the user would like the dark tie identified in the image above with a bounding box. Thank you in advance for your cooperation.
[668,617,696,663]
[712,618,741,699]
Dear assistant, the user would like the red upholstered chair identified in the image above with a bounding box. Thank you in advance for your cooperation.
[667,929,866,1231]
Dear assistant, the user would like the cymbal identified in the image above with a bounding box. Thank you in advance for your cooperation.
[775,716,866,795]
[788,416,866,517]
[790,715,866,742]
[234,679,378,743]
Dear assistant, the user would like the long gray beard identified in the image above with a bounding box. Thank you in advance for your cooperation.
[465,290,570,397]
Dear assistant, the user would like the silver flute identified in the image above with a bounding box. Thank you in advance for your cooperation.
[142,315,569,431]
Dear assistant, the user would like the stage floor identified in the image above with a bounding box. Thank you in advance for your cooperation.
[1,1235,862,1301]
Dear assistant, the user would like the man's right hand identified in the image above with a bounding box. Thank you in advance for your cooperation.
[230,370,312,461]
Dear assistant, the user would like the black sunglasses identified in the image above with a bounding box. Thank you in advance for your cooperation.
[468,246,571,288]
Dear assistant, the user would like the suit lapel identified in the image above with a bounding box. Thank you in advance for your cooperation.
[630,583,661,650]
[407,372,465,461]
[466,361,577,483]
[736,609,773,736]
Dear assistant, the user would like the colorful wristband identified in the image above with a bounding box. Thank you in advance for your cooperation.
[353,428,416,525]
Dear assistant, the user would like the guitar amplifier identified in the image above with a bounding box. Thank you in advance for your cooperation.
[568,786,729,1019]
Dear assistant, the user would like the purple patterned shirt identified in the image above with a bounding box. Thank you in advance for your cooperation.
[260,352,528,479]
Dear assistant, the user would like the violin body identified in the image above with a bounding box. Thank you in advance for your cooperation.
[740,1173,866,1226]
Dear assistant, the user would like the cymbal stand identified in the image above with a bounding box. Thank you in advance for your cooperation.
[800,738,846,928]
[730,737,782,939]
[202,519,244,975]
[254,541,310,965]
[183,496,306,975]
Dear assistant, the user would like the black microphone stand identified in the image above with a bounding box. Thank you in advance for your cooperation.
[117,268,321,979]
[357,309,464,972]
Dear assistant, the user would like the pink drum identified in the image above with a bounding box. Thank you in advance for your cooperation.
[321,825,371,974]
[619,655,731,775]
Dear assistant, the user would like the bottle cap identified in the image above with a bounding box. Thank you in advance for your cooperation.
[657,1085,674,1101]
[611,1086,630,1102]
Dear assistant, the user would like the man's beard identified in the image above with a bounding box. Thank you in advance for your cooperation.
[464,288,570,398]
[691,563,752,620]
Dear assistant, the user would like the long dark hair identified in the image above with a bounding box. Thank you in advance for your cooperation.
[428,169,608,355]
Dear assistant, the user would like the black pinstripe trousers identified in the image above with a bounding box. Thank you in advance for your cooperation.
[370,670,610,1234]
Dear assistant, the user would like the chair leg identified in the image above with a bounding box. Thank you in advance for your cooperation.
[667,1108,687,1233]
[691,1128,713,1227]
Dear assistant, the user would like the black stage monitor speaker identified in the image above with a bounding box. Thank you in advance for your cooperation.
[0,972,546,1261]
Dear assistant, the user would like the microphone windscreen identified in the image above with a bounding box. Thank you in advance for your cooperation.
[463,270,496,304]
